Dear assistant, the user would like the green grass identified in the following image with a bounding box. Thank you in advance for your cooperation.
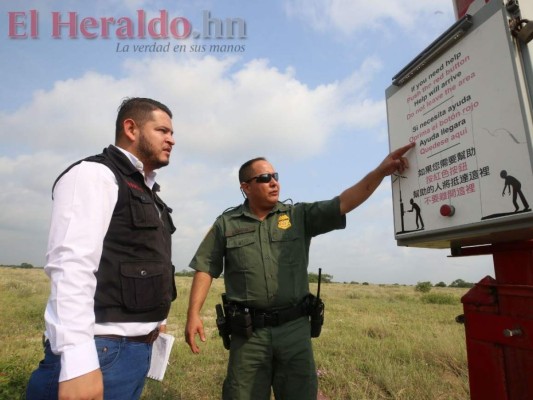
[0,268,471,399]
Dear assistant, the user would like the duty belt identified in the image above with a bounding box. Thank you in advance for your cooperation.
[236,302,309,328]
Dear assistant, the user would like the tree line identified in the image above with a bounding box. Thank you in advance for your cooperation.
[0,263,36,269]
[3,265,476,289]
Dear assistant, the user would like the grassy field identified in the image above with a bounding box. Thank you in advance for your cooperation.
[0,268,471,399]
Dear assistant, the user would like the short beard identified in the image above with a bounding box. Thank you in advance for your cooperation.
[138,131,169,171]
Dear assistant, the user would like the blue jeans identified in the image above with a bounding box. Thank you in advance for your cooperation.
[26,337,152,400]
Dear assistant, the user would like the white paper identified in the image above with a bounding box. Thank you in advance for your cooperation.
[147,332,175,381]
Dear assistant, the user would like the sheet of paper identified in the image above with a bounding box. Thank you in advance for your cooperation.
[147,332,175,381]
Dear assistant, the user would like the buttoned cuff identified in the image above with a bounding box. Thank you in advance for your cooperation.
[59,339,99,382]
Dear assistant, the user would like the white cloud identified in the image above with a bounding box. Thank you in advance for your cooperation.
[1,55,383,162]
[0,72,133,156]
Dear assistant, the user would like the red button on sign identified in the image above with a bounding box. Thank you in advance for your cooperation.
[440,204,455,217]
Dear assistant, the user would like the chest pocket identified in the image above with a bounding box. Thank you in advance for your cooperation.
[270,229,301,265]
[226,234,256,269]
[129,190,160,229]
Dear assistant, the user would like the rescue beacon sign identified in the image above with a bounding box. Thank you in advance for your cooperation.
[386,0,533,249]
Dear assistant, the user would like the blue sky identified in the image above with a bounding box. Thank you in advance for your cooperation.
[0,0,495,284]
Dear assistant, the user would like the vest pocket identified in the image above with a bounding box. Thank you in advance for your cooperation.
[129,190,159,228]
[120,261,168,311]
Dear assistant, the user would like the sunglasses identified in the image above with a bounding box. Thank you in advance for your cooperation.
[245,172,279,184]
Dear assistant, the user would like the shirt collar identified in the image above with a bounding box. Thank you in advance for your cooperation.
[240,200,286,218]
[113,145,157,189]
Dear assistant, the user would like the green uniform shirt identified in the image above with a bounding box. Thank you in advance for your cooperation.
[189,196,346,309]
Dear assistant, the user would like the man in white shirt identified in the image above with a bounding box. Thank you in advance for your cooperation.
[26,97,177,400]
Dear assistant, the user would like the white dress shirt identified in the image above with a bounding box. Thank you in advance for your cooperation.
[44,146,163,382]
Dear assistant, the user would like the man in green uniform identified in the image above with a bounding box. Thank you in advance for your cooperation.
[184,142,414,400]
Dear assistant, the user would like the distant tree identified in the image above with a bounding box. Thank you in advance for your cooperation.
[450,279,474,288]
[20,262,34,269]
[362,282,369,286]
[415,281,432,293]
[435,281,447,288]
[308,272,333,283]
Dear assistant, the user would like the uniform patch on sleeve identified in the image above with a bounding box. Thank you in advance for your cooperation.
[277,214,291,230]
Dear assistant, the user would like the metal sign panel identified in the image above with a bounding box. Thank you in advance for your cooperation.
[386,0,533,249]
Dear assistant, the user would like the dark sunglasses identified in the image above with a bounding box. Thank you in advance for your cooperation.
[245,172,279,184]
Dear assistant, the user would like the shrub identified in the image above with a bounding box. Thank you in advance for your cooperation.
[449,279,474,288]
[420,293,458,305]
[415,281,432,293]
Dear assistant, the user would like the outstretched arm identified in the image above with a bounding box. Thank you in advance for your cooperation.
[339,143,415,215]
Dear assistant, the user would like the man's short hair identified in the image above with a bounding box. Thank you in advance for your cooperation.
[115,97,172,140]
[239,157,267,183]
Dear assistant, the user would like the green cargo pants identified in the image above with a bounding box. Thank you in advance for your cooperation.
[222,316,317,400]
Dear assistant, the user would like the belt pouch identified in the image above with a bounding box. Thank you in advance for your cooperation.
[229,310,253,338]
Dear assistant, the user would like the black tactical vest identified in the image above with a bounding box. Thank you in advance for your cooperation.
[53,145,177,323]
